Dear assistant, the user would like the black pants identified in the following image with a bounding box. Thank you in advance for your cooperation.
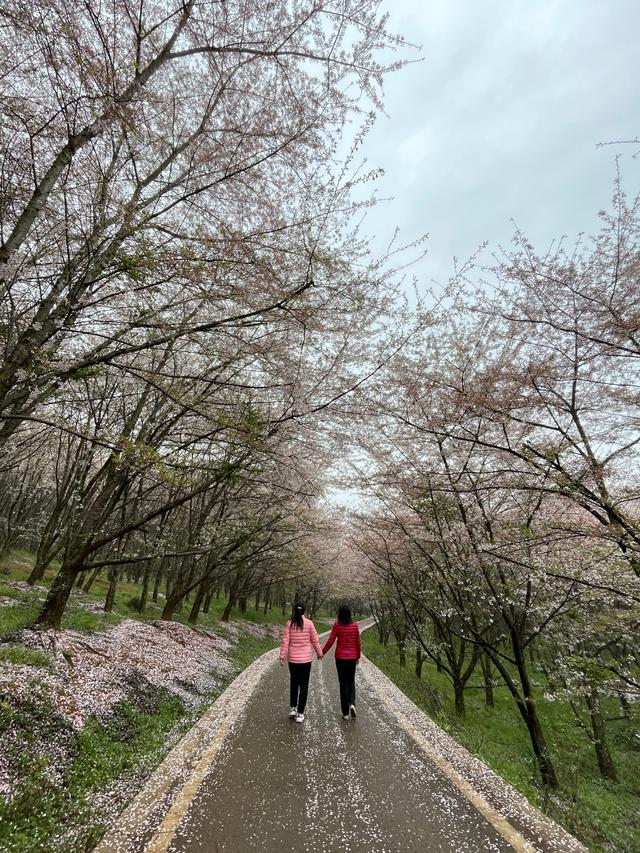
[288,662,311,713]
[335,658,357,716]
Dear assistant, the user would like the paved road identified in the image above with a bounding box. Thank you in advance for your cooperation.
[166,637,513,853]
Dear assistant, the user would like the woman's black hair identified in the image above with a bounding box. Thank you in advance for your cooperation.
[337,605,352,625]
[291,602,305,630]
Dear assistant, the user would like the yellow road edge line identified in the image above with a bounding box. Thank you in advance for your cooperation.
[142,666,266,853]
[363,659,538,853]
[92,648,278,853]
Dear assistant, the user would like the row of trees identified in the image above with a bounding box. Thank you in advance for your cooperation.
[353,184,640,789]
[0,1,412,626]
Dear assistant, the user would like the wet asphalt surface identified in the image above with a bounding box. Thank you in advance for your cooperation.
[168,644,513,853]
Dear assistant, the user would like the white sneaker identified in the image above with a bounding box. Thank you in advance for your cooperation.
[295,713,305,723]
[289,707,297,718]
[342,713,350,720]
[350,704,357,719]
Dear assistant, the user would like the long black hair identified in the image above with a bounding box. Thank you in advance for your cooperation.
[337,605,352,625]
[291,602,305,630]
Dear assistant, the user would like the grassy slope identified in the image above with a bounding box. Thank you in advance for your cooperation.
[0,551,281,853]
[0,549,289,639]
[362,633,640,853]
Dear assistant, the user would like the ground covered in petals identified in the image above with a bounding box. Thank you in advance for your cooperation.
[0,587,280,853]
[362,632,640,853]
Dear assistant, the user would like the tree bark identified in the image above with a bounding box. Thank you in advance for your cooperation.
[35,564,78,628]
[152,569,161,603]
[138,565,150,614]
[27,532,59,584]
[452,677,465,717]
[415,646,423,679]
[82,567,101,594]
[585,689,617,781]
[492,633,558,788]
[104,567,118,612]
[481,652,495,708]
[188,577,209,624]
[222,595,236,622]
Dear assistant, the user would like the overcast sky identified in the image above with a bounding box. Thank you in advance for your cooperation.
[326,0,639,507]
[354,0,640,289]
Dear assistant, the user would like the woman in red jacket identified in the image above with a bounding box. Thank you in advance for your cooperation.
[322,605,361,719]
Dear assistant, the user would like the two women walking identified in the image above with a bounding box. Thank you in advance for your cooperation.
[279,603,361,723]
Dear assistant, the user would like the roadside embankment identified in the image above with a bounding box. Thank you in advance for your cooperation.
[0,583,279,853]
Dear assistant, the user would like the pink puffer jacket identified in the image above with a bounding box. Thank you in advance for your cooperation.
[279,615,322,663]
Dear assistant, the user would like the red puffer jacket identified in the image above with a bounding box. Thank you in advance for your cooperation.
[322,621,361,660]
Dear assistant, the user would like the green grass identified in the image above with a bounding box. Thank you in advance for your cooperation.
[0,645,51,667]
[0,548,289,634]
[61,606,123,633]
[0,685,188,853]
[363,633,640,853]
[0,601,41,640]
[0,549,284,852]
[0,625,279,853]
[228,632,279,672]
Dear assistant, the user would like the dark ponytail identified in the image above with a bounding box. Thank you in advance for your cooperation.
[291,602,305,630]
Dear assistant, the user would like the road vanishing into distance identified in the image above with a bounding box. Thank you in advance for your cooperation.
[166,641,512,853]
[97,622,585,853]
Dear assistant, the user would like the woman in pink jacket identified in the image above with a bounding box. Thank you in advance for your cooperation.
[279,602,322,723]
[322,605,361,720]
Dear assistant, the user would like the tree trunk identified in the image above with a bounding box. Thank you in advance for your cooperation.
[509,635,558,788]
[398,640,406,667]
[238,596,247,614]
[152,568,161,602]
[27,560,48,585]
[481,652,494,708]
[585,689,617,781]
[203,589,213,614]
[138,565,150,614]
[415,646,423,679]
[104,567,118,612]
[161,597,177,621]
[619,692,630,719]
[453,677,465,717]
[222,595,236,622]
[188,577,208,624]
[36,564,78,629]
[82,567,101,594]
[27,533,58,584]
[522,701,557,788]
